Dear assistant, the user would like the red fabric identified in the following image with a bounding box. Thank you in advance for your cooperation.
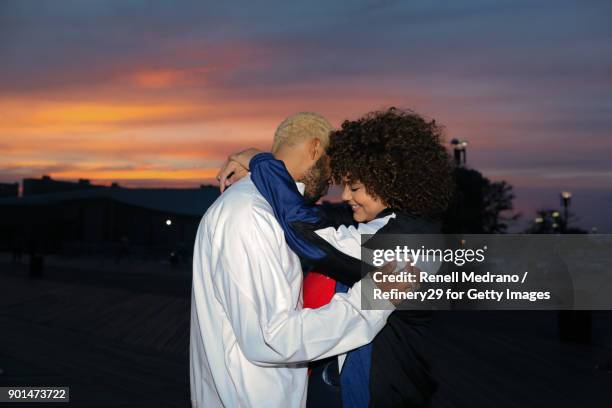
[303,271,336,309]
[303,271,336,376]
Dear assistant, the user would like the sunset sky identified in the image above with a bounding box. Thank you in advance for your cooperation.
[1,0,611,231]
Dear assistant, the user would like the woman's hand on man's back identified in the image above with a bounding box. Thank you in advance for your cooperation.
[216,148,263,192]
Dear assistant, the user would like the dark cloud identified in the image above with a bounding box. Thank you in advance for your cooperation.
[1,0,610,229]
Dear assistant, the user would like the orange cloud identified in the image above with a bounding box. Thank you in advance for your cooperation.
[33,103,190,124]
[0,99,205,136]
[51,166,219,181]
[130,66,216,88]
[0,160,220,184]
[2,128,272,163]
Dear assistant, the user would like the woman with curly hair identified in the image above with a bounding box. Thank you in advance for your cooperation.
[220,108,454,407]
[326,108,453,221]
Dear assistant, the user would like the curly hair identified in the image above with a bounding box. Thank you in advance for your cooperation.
[327,107,455,220]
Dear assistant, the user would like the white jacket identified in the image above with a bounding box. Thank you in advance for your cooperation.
[189,176,393,407]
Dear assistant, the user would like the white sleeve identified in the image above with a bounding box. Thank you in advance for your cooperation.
[314,214,396,260]
[210,205,393,366]
[314,214,441,275]
[314,225,363,259]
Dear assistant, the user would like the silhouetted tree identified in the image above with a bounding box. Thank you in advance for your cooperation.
[442,168,519,233]
[482,180,518,233]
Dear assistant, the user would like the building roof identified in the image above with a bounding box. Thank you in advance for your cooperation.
[0,187,220,217]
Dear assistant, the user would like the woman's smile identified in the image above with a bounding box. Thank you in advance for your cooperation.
[341,180,387,222]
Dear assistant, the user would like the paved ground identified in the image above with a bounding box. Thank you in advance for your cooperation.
[0,258,190,407]
[429,311,612,407]
[0,256,611,407]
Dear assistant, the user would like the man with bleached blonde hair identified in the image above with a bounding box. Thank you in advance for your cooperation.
[218,112,333,202]
[272,112,332,152]
[190,112,398,407]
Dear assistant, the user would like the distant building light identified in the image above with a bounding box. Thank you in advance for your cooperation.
[552,223,559,229]
[561,191,572,199]
[535,217,544,224]
[166,219,172,226]
[551,211,560,218]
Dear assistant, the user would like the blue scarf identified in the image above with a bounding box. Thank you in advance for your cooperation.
[336,282,372,408]
[250,153,372,408]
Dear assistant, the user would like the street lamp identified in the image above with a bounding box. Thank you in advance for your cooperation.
[450,138,468,166]
[560,191,572,232]
[460,140,468,165]
[166,219,172,226]
[534,217,544,233]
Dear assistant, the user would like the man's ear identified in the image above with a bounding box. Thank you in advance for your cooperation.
[309,138,322,160]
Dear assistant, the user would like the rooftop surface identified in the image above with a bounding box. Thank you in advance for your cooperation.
[0,255,610,407]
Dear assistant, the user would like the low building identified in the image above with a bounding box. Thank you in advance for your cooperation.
[22,175,106,196]
[0,182,19,198]
[0,186,220,259]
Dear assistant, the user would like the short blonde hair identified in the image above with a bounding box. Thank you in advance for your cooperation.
[272,112,332,153]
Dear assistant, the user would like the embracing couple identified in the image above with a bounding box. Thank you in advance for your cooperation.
[190,108,455,407]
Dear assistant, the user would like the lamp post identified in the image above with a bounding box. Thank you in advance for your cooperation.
[556,190,590,344]
[450,139,468,166]
[550,211,558,233]
[560,191,572,232]
[165,218,179,266]
[534,217,543,233]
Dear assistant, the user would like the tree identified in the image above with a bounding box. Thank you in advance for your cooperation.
[442,168,519,234]
[482,180,519,233]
